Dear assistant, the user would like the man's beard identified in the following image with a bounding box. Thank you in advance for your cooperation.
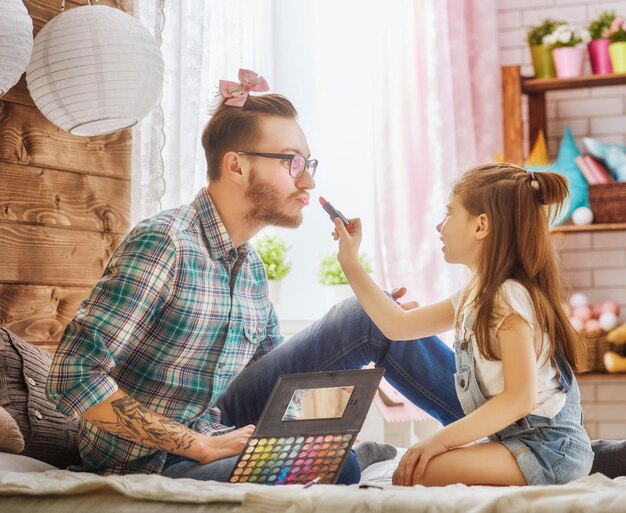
[244,168,304,229]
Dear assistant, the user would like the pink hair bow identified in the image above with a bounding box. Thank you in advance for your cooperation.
[219,68,269,107]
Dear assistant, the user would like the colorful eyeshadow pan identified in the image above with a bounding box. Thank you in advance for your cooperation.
[227,368,384,486]
[228,433,356,485]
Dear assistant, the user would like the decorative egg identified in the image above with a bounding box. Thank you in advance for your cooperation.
[569,317,584,332]
[572,306,592,322]
[599,312,619,331]
[601,301,620,317]
[572,207,594,226]
[584,319,602,334]
[569,293,589,309]
[591,305,603,319]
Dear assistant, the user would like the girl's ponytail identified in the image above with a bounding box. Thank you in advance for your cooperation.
[526,170,570,225]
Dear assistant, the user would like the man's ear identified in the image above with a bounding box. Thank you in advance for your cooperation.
[222,151,245,184]
[475,213,489,241]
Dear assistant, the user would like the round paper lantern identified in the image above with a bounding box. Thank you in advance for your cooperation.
[0,0,33,97]
[26,5,163,136]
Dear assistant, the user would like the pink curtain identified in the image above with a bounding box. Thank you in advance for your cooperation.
[373,0,501,305]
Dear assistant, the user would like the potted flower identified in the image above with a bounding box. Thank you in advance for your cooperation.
[543,23,591,78]
[587,10,616,75]
[527,19,565,78]
[604,16,626,73]
[253,234,291,305]
[318,252,373,307]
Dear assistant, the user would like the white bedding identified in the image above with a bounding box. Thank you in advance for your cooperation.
[1,451,626,513]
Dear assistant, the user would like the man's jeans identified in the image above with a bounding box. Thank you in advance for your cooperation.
[163,297,463,483]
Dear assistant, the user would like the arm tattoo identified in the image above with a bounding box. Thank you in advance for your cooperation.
[91,395,196,452]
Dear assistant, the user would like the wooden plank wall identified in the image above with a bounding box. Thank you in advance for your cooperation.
[0,0,134,352]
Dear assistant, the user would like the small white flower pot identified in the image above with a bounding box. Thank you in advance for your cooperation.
[268,280,282,306]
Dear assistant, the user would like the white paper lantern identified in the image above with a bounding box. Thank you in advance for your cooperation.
[26,5,163,136]
[0,0,33,97]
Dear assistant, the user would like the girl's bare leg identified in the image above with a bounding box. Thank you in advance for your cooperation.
[406,442,527,487]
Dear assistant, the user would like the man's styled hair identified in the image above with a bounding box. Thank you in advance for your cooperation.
[201,94,298,182]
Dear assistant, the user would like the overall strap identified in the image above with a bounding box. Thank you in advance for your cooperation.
[554,345,573,393]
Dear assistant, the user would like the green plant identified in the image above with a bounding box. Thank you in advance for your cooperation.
[527,18,566,46]
[318,253,373,286]
[253,235,291,281]
[587,10,617,40]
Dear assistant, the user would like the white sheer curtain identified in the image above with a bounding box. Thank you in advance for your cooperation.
[372,0,502,306]
[132,0,273,224]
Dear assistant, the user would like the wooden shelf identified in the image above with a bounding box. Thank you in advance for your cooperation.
[522,72,626,94]
[502,66,626,164]
[550,223,626,234]
[577,372,626,380]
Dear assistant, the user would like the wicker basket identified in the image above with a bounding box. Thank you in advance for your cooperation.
[580,334,612,373]
[588,183,626,224]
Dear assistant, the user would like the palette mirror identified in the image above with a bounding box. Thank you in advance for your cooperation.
[282,386,354,421]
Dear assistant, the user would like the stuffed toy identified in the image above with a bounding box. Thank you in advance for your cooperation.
[604,323,626,373]
[607,322,626,344]
[604,351,626,373]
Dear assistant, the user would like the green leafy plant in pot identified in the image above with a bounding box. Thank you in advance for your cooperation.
[587,10,617,74]
[605,15,626,73]
[318,252,373,306]
[527,18,565,78]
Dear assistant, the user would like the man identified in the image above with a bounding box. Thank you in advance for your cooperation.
[47,71,622,484]
[47,74,405,483]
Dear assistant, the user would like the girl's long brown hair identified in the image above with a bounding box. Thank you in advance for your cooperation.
[453,163,585,370]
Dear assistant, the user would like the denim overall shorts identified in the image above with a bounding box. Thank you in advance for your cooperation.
[453,310,593,485]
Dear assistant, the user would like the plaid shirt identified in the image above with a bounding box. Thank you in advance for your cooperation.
[47,188,283,475]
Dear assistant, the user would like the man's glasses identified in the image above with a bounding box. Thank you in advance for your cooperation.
[236,151,318,178]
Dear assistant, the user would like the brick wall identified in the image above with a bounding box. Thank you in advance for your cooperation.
[498,0,626,154]
[554,232,626,324]
[497,0,626,439]
[580,375,626,439]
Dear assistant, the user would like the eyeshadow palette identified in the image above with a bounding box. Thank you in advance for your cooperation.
[228,368,384,486]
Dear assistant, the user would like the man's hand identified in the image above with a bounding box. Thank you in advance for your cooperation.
[193,425,255,464]
[391,287,420,311]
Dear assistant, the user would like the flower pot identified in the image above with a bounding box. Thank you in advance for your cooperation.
[530,45,556,79]
[267,280,282,305]
[588,39,613,75]
[324,284,353,308]
[552,46,586,78]
[609,41,626,74]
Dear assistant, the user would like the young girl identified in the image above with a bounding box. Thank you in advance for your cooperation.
[333,163,593,487]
